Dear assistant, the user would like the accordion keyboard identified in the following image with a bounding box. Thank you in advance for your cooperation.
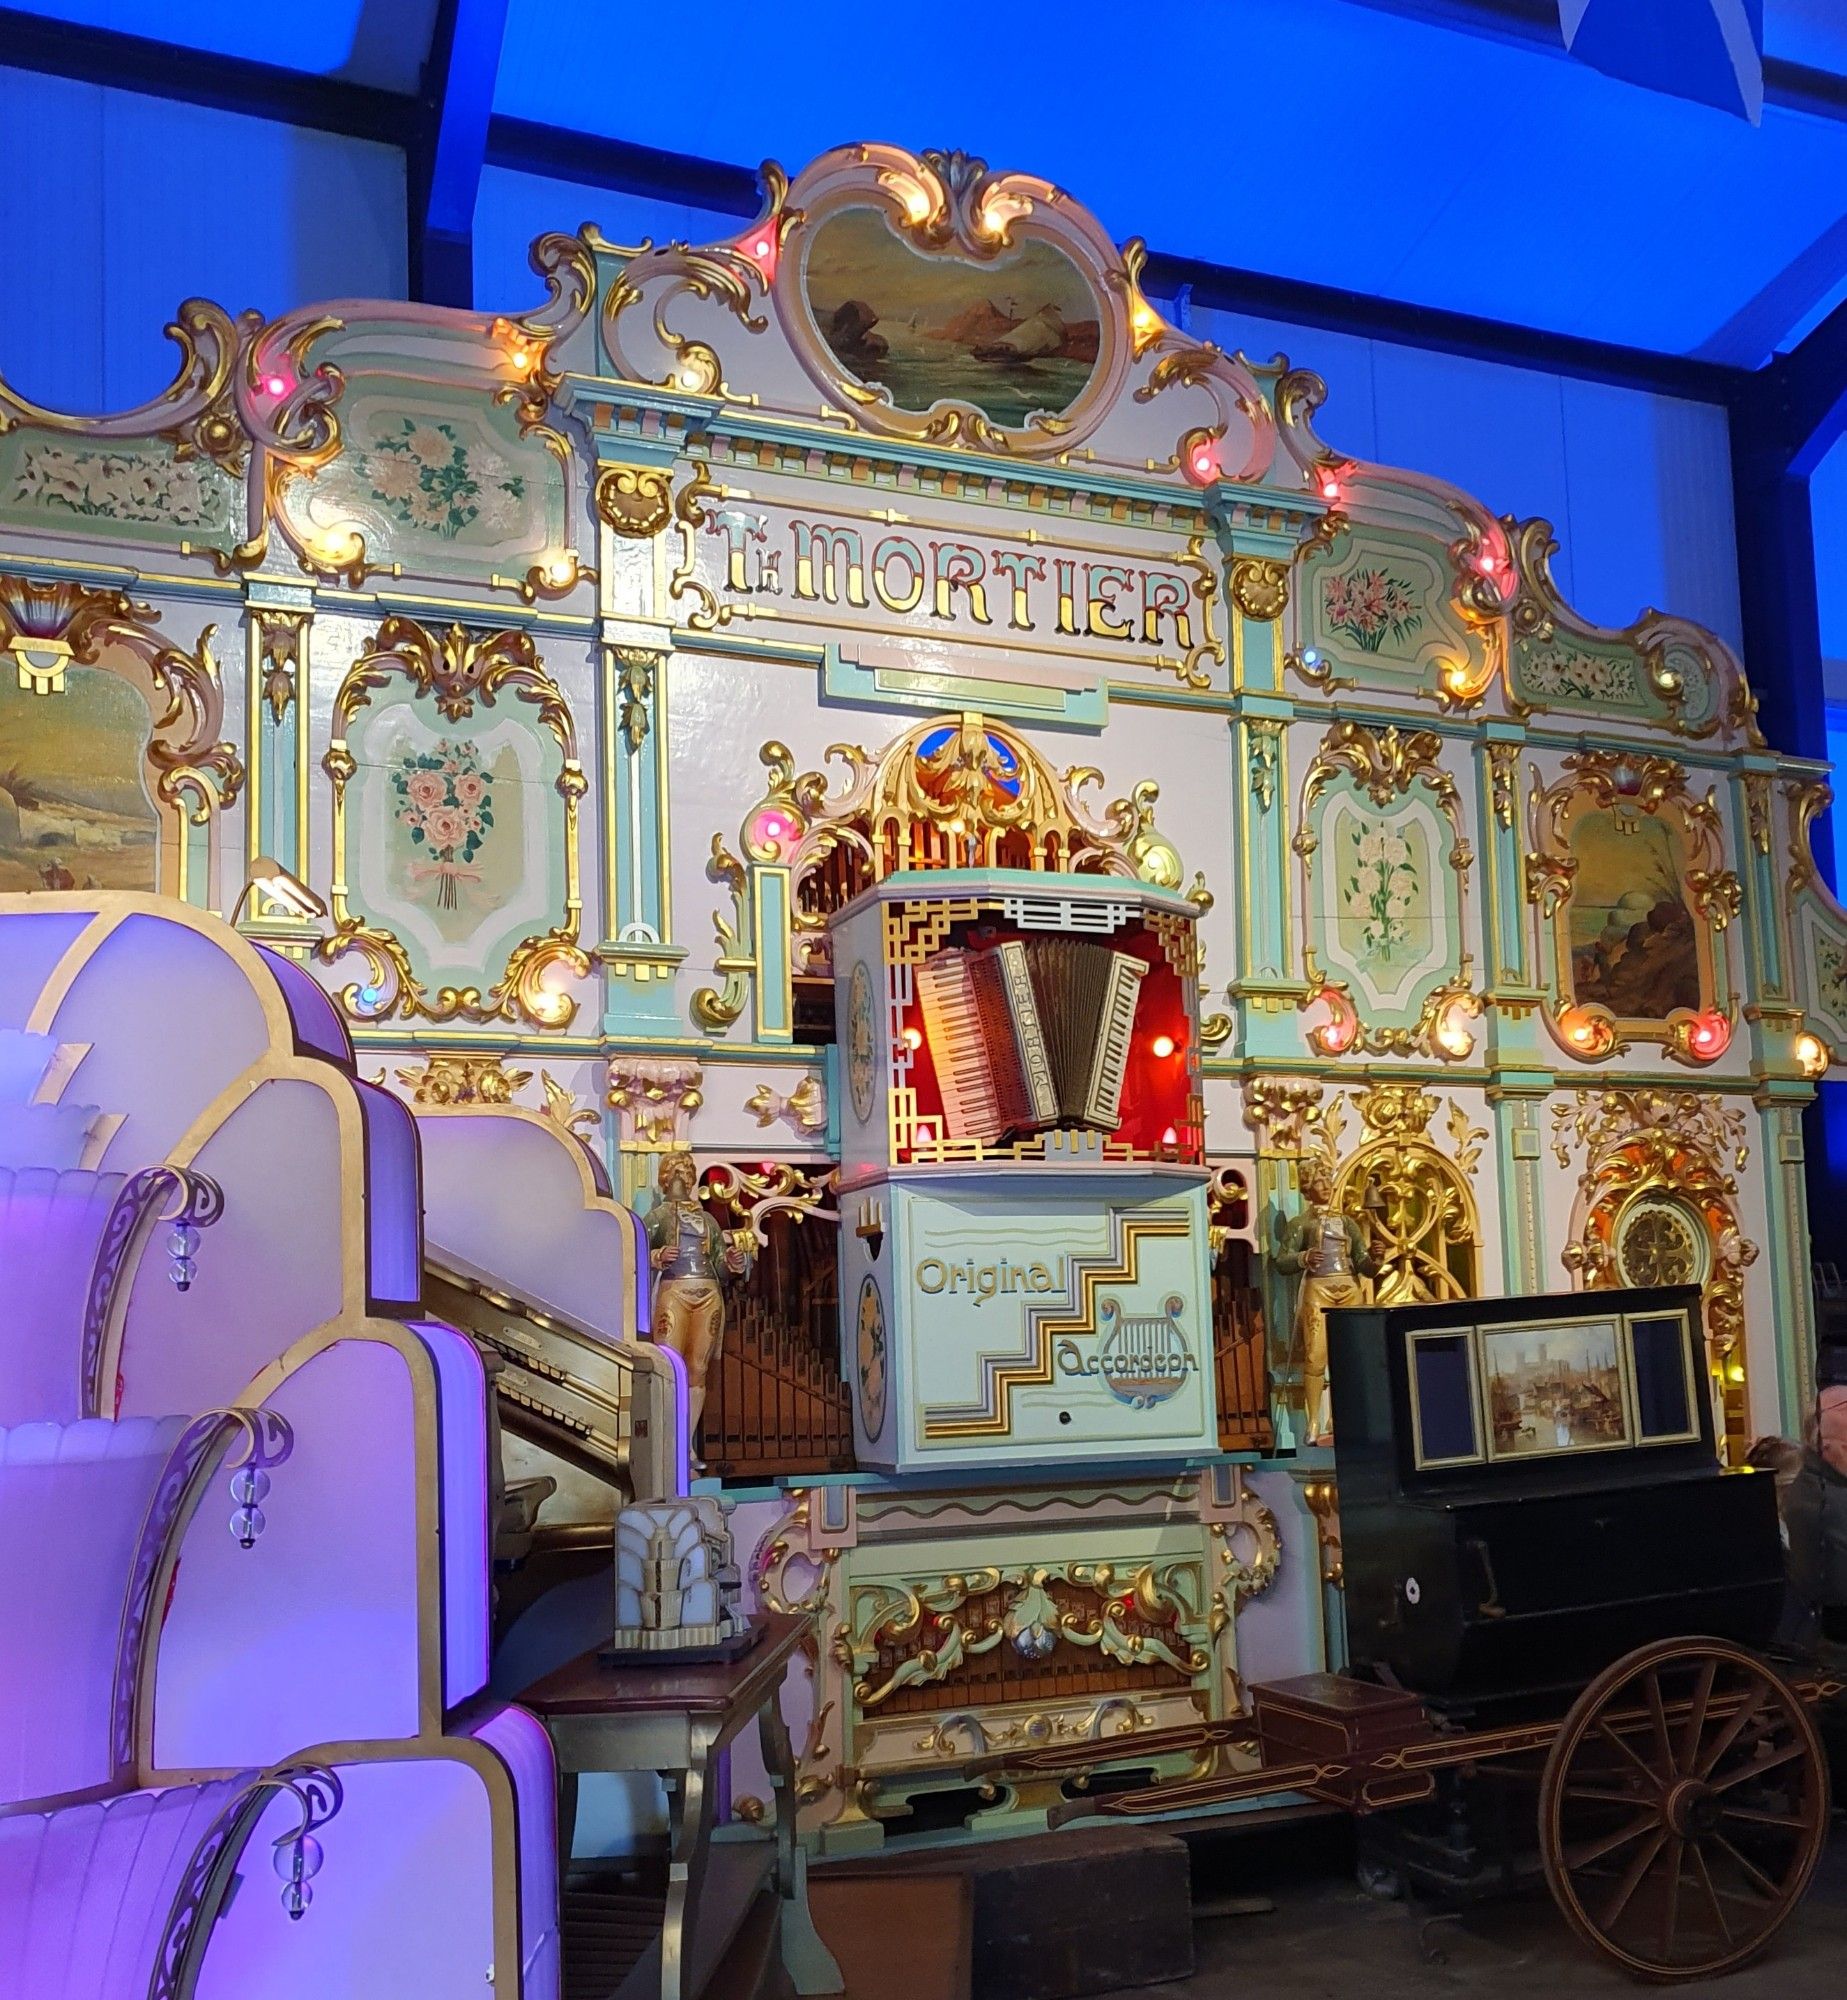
[917,952,1001,1143]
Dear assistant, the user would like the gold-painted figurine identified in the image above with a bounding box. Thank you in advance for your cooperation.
[1274,1157,1374,1444]
[645,1149,752,1447]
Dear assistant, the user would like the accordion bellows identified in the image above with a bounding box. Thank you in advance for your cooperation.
[916,936,1146,1144]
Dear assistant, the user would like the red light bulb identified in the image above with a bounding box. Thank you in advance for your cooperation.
[1150,1034,1176,1059]
[263,373,288,398]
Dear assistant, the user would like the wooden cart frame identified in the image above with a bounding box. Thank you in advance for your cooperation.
[964,1637,1844,1984]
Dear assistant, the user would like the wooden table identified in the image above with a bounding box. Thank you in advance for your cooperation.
[520,1612,842,2000]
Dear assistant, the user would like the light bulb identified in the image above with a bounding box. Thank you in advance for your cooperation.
[1150,1034,1176,1058]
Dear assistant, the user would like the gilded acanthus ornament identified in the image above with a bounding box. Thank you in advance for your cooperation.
[396,1054,531,1105]
[607,1059,705,1148]
[1241,1077,1324,1156]
[746,1074,829,1139]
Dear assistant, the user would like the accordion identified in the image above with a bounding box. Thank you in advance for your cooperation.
[915,936,1146,1145]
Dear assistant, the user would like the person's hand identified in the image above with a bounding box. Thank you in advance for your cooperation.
[650,1244,674,1270]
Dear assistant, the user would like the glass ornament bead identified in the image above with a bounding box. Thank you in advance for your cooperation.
[230,1465,272,1507]
[168,1223,201,1260]
[231,1505,266,1547]
[168,1257,197,1290]
[281,1881,311,1920]
[276,1834,323,1881]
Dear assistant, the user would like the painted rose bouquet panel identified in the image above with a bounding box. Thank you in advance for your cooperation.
[392,739,493,910]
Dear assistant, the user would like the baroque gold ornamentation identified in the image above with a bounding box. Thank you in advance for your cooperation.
[746,1074,828,1138]
[1742,771,1774,857]
[1505,517,1763,747]
[700,1159,839,1243]
[594,462,674,538]
[253,608,307,724]
[1246,718,1284,813]
[1786,778,1832,898]
[611,644,660,754]
[1229,554,1289,622]
[1550,1088,1757,1453]
[1294,721,1479,1060]
[395,1053,531,1105]
[607,1058,704,1148]
[1240,1076,1324,1156]
[490,229,597,452]
[1526,749,1738,1062]
[844,1561,1212,1712]
[1299,1477,1343,1590]
[1307,1089,1485,1304]
[1486,739,1520,829]
[711,713,1198,979]
[319,616,589,1028]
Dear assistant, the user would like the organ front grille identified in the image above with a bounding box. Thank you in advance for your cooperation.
[915,936,1146,1145]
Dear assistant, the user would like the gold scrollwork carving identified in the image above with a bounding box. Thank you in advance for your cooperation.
[395,1054,531,1105]
[1229,554,1290,622]
[1295,721,1479,1060]
[607,1059,704,1148]
[1299,1478,1343,1590]
[594,462,674,539]
[1505,518,1763,747]
[319,616,588,1027]
[845,1561,1213,1712]
[1305,1088,1485,1305]
[1786,778,1832,898]
[711,713,1198,979]
[1486,739,1520,829]
[746,1074,828,1138]
[1240,1077,1325,1157]
[1526,749,1738,1064]
[612,645,660,755]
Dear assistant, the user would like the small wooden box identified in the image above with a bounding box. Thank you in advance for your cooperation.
[1250,1673,1434,1811]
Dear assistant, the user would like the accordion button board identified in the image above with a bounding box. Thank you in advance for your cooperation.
[830,870,1216,1472]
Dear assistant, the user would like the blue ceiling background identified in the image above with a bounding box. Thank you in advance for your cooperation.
[7,0,1847,364]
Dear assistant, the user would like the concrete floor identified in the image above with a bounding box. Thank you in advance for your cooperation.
[1096,1821,1847,2000]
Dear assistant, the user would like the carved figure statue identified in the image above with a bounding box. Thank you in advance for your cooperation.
[645,1149,751,1446]
[1273,1157,1374,1444]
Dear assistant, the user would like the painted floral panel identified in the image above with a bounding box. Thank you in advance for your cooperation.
[0,435,238,548]
[347,691,563,979]
[1321,568,1423,654]
[286,385,564,581]
[1314,788,1454,1018]
[0,669,159,892]
[1304,534,1475,691]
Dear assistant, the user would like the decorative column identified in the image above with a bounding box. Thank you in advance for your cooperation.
[1758,1085,1820,1435]
[1239,1076,1325,1447]
[240,583,316,946]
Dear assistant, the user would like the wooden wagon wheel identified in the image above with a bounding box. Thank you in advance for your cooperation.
[1538,1637,1829,1982]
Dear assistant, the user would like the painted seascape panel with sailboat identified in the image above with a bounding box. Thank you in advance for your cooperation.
[803,207,1100,428]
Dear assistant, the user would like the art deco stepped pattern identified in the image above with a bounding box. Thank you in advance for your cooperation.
[0,897,559,1999]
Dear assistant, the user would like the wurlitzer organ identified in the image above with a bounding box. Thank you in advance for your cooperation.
[831,870,1215,1472]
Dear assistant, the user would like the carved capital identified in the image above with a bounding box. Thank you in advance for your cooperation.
[608,1057,705,1147]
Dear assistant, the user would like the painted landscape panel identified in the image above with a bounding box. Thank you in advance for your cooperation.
[1566,809,1700,1020]
[804,206,1099,428]
[0,670,158,891]
[1483,1320,1627,1460]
